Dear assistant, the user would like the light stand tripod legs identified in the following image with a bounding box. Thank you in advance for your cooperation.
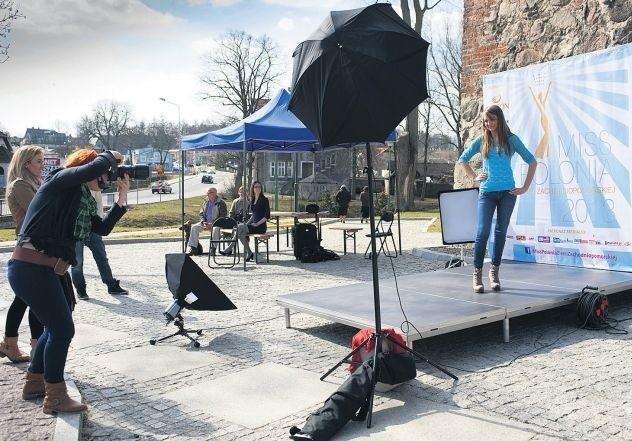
[149,315,203,348]
[319,335,373,381]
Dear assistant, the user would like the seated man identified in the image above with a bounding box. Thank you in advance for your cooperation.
[187,187,227,256]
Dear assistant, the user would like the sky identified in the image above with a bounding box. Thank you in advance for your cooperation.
[1,0,462,138]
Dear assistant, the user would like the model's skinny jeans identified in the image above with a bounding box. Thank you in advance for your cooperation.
[474,190,517,269]
[8,260,74,383]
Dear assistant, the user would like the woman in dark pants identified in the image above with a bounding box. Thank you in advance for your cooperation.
[221,180,270,261]
[335,184,352,223]
[8,149,129,414]
[1,146,45,363]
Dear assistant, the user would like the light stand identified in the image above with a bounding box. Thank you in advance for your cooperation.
[160,97,186,253]
[149,313,203,348]
[320,142,458,428]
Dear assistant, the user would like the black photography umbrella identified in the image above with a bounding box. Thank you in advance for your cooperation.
[289,2,429,147]
[288,2,456,430]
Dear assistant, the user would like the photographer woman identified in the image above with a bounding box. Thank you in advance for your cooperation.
[1,146,45,363]
[8,149,129,414]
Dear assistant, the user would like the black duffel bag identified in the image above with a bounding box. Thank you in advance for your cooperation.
[289,362,373,441]
[376,351,417,385]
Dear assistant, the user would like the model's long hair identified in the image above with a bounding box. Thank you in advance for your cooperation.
[481,105,512,157]
[250,180,264,203]
[7,145,45,191]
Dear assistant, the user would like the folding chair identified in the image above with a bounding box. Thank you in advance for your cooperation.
[364,211,397,259]
[208,217,240,269]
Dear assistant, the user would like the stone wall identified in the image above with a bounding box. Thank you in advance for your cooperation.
[456,0,632,188]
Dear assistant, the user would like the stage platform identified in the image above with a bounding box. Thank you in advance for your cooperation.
[277,260,632,342]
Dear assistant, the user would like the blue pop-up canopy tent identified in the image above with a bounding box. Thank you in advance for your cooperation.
[179,89,399,265]
[181,89,395,152]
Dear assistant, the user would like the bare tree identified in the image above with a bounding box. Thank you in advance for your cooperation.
[200,29,282,189]
[429,20,463,155]
[77,101,132,151]
[200,30,282,119]
[397,0,443,210]
[0,0,23,63]
[146,119,178,169]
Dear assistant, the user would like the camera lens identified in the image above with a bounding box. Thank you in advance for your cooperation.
[118,165,150,180]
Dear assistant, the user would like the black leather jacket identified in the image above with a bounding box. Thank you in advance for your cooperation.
[17,151,126,265]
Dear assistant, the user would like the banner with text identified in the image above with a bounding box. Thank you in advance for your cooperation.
[483,43,632,272]
[43,157,61,180]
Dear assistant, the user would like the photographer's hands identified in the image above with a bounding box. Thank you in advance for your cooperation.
[116,174,130,207]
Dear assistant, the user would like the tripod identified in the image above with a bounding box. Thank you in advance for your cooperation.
[149,314,203,348]
[321,142,458,428]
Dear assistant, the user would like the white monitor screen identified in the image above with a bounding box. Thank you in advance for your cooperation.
[438,188,478,245]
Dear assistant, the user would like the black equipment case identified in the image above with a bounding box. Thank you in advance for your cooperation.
[292,223,319,259]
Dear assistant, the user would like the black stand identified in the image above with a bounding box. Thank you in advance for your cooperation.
[149,314,203,348]
[320,142,458,428]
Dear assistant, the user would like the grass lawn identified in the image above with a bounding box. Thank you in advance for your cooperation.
[0,195,442,241]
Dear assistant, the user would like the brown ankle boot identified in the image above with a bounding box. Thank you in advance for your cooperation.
[23,371,45,400]
[43,381,87,414]
[0,335,30,363]
[489,265,501,291]
[473,268,484,293]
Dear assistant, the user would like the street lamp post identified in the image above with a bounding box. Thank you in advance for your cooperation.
[159,97,185,252]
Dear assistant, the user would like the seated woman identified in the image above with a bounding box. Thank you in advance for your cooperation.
[229,185,249,222]
[220,181,270,261]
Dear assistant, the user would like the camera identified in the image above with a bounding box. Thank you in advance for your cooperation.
[108,164,150,181]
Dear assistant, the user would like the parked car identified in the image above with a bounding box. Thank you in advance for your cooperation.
[151,181,172,194]
[201,173,214,184]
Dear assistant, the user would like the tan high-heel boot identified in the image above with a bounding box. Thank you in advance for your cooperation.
[473,268,484,293]
[43,381,87,414]
[23,371,45,400]
[489,265,501,291]
[0,335,30,363]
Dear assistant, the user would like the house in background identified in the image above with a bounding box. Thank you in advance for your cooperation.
[0,131,13,191]
[255,149,352,199]
[22,128,69,151]
[131,146,175,171]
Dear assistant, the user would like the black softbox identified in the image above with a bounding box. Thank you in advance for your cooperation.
[151,254,236,347]
[165,253,236,312]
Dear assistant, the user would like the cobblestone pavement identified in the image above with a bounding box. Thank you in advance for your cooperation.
[1,219,631,441]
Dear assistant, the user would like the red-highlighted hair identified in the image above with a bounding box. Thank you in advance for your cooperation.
[64,149,98,168]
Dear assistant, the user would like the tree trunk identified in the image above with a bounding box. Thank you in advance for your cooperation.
[397,108,419,210]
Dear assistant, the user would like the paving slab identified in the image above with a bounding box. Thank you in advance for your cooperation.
[164,362,340,429]
[333,397,543,440]
[71,323,130,349]
[86,345,216,382]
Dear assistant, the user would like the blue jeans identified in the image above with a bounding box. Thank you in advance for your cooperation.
[474,190,517,269]
[71,233,116,291]
[8,260,74,383]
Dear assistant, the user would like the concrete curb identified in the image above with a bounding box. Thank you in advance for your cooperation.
[53,376,83,441]
[16,342,83,441]
[0,236,182,254]
[411,247,475,265]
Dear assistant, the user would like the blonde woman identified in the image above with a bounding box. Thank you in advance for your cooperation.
[0,146,45,363]
[458,105,537,293]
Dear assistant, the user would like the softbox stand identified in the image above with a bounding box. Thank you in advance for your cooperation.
[321,143,458,428]
[150,313,204,348]
[150,254,237,347]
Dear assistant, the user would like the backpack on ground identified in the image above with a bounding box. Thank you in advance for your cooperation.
[293,223,319,259]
